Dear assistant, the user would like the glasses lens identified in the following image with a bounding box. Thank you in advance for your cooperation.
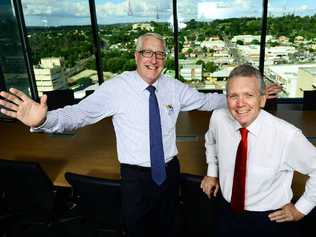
[140,50,165,59]
[141,50,153,58]
[156,51,166,59]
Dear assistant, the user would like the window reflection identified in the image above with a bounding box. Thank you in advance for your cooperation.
[0,0,31,95]
[4,0,315,100]
[95,0,174,79]
[178,0,262,93]
[266,0,316,98]
[21,0,95,99]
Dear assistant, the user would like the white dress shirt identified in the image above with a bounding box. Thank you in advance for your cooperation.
[205,108,316,215]
[33,71,226,167]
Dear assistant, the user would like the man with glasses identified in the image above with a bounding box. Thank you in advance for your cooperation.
[0,32,281,237]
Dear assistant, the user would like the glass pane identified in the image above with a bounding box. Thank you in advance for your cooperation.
[266,0,316,98]
[21,0,96,99]
[0,0,31,95]
[95,0,174,79]
[178,0,262,92]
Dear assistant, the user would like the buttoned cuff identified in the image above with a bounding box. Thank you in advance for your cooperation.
[295,196,315,215]
[207,164,218,177]
[30,112,57,133]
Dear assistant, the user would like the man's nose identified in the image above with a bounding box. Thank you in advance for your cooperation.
[150,53,158,63]
[236,97,245,106]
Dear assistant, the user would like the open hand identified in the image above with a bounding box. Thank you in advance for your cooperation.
[0,88,48,127]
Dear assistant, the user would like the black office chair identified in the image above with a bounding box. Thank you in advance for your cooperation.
[0,159,75,237]
[180,173,216,237]
[65,172,123,237]
[0,180,14,237]
[85,90,94,97]
[43,89,76,111]
[264,97,278,111]
[303,90,316,110]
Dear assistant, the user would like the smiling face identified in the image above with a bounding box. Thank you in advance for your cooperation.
[227,75,267,128]
[135,36,165,85]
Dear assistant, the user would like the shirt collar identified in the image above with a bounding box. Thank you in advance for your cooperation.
[133,71,162,93]
[247,110,264,136]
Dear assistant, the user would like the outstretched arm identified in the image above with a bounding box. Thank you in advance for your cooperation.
[0,88,48,127]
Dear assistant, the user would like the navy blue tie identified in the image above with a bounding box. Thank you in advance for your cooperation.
[147,85,166,186]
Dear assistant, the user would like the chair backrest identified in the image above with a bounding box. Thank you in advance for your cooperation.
[264,97,277,111]
[180,173,216,236]
[65,172,121,229]
[0,159,55,217]
[85,90,94,97]
[199,89,223,94]
[43,89,75,111]
[303,90,316,110]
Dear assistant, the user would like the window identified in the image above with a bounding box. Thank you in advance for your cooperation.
[0,0,32,95]
[266,0,316,98]
[178,0,262,92]
[21,0,96,99]
[4,0,315,104]
[95,0,174,78]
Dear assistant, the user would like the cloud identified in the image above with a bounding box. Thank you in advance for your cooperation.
[97,0,171,18]
[97,2,127,17]
[23,0,90,17]
[177,0,200,20]
[23,0,172,19]
[269,3,315,17]
[21,0,316,24]
[232,0,252,9]
[298,4,309,11]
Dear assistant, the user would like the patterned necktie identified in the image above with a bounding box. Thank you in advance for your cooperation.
[231,127,248,213]
[147,85,166,186]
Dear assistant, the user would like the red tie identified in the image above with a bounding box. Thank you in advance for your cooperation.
[231,128,248,214]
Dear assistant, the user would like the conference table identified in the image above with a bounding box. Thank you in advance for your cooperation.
[0,109,315,198]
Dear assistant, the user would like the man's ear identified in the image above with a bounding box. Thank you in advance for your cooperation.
[260,94,267,108]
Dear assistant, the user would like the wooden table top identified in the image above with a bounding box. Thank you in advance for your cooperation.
[0,109,315,199]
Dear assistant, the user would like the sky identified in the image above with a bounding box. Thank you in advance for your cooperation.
[18,0,316,27]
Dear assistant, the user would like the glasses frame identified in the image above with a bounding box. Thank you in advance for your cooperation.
[138,49,166,60]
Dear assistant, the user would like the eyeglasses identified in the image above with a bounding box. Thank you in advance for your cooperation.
[138,49,166,60]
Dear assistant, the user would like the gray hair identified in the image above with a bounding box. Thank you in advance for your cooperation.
[226,64,266,95]
[135,32,167,52]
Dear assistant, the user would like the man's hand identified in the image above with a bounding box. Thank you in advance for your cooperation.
[200,176,219,199]
[0,88,48,127]
[265,84,282,99]
[268,203,305,222]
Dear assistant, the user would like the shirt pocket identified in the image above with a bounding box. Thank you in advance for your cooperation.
[160,103,179,135]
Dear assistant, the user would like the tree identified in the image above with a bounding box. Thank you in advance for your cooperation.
[204,62,218,73]
[269,41,280,47]
[196,59,205,66]
[236,40,244,45]
[251,39,260,45]
[104,57,125,73]
[179,53,186,59]
[165,58,175,71]
[123,59,136,71]
[197,33,205,42]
